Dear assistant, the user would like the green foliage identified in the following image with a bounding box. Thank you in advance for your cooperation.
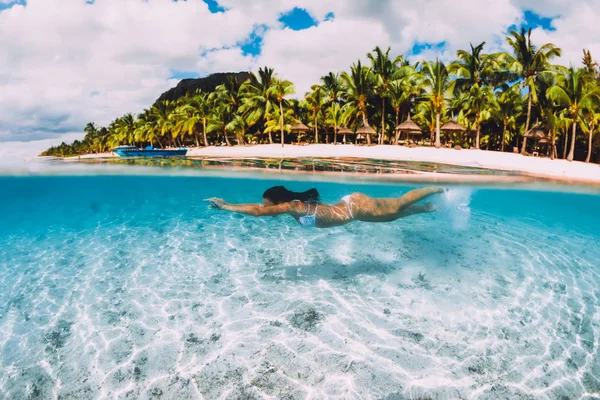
[42,36,600,163]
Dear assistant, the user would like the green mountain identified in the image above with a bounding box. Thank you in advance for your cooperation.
[154,71,253,104]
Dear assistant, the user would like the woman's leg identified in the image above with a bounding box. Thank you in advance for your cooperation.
[351,187,443,222]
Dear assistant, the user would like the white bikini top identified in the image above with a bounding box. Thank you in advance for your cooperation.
[296,201,318,228]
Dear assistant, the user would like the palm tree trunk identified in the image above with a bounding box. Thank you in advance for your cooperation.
[334,122,338,145]
[203,119,209,147]
[280,101,284,147]
[475,124,481,150]
[567,122,576,161]
[380,98,385,145]
[314,115,319,144]
[521,88,533,154]
[551,130,556,160]
[224,128,231,147]
[562,128,568,159]
[501,121,506,152]
[585,128,594,163]
[435,112,441,148]
[362,111,371,145]
[393,107,400,145]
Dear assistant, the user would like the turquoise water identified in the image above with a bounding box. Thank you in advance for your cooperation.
[1,174,600,399]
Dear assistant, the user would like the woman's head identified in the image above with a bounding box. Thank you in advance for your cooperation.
[262,186,320,205]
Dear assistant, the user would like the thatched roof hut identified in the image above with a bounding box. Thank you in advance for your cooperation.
[441,120,466,132]
[290,122,310,132]
[537,137,552,144]
[395,117,422,133]
[524,126,547,139]
[356,125,376,135]
[336,127,353,134]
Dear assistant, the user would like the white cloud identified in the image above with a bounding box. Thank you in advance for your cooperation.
[0,0,598,149]
[257,18,390,96]
[0,132,83,162]
[530,2,600,68]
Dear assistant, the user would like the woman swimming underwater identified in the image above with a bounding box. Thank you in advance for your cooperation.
[204,186,444,229]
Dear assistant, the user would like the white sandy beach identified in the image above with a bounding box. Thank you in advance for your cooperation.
[67,144,600,184]
[188,145,600,183]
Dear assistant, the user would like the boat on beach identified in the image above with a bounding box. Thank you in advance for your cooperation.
[113,145,187,157]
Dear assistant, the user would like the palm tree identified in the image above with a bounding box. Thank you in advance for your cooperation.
[175,90,210,147]
[504,28,562,153]
[321,72,342,107]
[325,102,345,144]
[457,84,498,149]
[546,67,600,161]
[114,113,136,146]
[421,59,452,148]
[368,46,403,144]
[388,80,406,135]
[304,84,326,143]
[495,86,524,152]
[83,122,98,139]
[206,102,230,146]
[151,101,176,147]
[226,114,250,145]
[135,109,163,148]
[341,60,375,144]
[582,49,600,81]
[263,104,294,141]
[266,78,295,147]
[449,42,494,92]
[415,101,437,144]
[239,67,277,144]
[582,111,600,162]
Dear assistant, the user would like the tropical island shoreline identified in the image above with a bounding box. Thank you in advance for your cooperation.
[63,144,600,186]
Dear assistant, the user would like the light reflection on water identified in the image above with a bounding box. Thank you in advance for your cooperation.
[76,155,522,176]
[1,174,600,399]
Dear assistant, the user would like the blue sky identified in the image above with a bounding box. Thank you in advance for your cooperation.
[0,0,25,10]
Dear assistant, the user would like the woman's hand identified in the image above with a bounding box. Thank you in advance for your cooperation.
[203,197,228,210]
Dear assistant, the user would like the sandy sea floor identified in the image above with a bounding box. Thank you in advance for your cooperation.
[1,175,600,399]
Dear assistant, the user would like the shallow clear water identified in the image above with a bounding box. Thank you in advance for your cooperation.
[76,156,525,176]
[1,174,600,399]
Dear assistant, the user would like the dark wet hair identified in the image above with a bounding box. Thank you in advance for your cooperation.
[262,186,320,205]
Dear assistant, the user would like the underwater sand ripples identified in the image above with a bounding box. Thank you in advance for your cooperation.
[1,178,600,398]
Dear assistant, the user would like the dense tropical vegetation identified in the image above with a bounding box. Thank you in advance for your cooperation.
[42,28,600,163]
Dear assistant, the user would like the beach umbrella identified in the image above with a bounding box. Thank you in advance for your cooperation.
[441,119,467,147]
[524,126,547,149]
[395,115,422,144]
[290,122,310,133]
[441,120,467,132]
[534,136,554,156]
[336,127,353,144]
[523,126,546,139]
[355,125,376,143]
[395,116,422,133]
[290,122,310,144]
[356,125,376,135]
[337,127,353,134]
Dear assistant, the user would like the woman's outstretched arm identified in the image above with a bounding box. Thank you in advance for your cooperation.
[203,198,297,217]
